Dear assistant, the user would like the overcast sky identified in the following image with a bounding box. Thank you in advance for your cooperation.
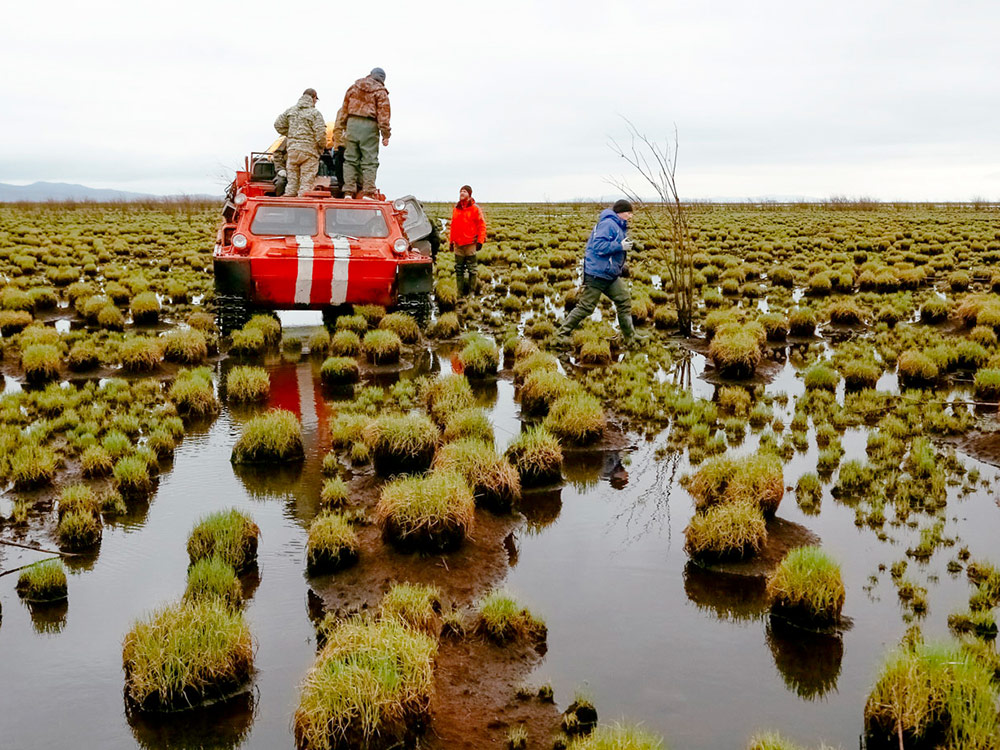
[1,0,997,201]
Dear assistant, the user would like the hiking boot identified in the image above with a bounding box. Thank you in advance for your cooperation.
[551,336,572,352]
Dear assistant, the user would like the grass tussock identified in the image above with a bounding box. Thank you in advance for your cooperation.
[543,391,606,445]
[57,508,102,550]
[168,368,220,418]
[122,599,254,711]
[320,476,349,508]
[307,512,360,575]
[458,334,500,378]
[330,329,361,356]
[519,369,579,416]
[183,557,243,609]
[226,365,270,403]
[442,407,494,443]
[292,616,436,750]
[231,409,304,463]
[684,500,767,562]
[504,425,563,487]
[864,639,999,748]
[113,454,154,498]
[379,582,442,634]
[475,588,547,644]
[424,374,475,424]
[364,413,439,476]
[21,343,61,382]
[10,443,58,489]
[378,312,421,344]
[767,546,845,626]
[162,328,208,363]
[709,327,762,379]
[567,723,665,749]
[16,559,68,602]
[375,470,475,552]
[320,356,361,385]
[362,329,402,365]
[434,438,521,513]
[683,453,784,516]
[119,335,162,372]
[187,508,260,572]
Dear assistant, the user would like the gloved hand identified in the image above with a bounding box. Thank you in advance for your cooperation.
[622,237,634,252]
[449,242,454,252]
[476,242,483,251]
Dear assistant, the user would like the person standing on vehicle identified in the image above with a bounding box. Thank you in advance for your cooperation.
[553,200,636,347]
[449,185,487,298]
[327,112,350,197]
[335,68,391,198]
[274,88,327,197]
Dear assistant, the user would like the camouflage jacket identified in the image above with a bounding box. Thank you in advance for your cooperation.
[274,94,326,155]
[327,109,346,150]
[335,77,391,140]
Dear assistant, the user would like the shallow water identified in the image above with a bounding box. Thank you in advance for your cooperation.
[1,340,998,748]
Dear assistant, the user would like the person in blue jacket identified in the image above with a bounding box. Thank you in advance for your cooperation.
[554,199,636,347]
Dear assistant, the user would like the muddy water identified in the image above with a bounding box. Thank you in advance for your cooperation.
[1,333,999,749]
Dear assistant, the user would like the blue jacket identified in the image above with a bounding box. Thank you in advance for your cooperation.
[583,208,628,281]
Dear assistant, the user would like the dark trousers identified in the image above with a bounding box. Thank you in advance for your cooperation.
[557,274,634,338]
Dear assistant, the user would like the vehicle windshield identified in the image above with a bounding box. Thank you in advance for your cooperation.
[326,208,389,238]
[250,206,317,236]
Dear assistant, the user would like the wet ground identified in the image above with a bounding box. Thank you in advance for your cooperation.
[1,315,999,748]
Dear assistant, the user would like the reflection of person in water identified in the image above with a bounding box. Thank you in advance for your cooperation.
[603,451,629,489]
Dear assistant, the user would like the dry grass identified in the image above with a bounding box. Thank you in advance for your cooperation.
[375,470,476,552]
[684,500,767,562]
[683,453,784,516]
[504,425,563,487]
[231,409,304,463]
[434,438,521,513]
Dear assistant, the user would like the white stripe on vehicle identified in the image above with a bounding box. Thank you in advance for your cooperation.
[294,235,314,304]
[331,238,351,304]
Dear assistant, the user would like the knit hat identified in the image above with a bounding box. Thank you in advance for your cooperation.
[370,67,386,82]
[613,199,633,214]
[460,185,473,196]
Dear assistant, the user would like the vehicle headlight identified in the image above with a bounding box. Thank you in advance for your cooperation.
[232,233,248,249]
[393,238,408,254]
[393,199,406,211]
[233,192,247,206]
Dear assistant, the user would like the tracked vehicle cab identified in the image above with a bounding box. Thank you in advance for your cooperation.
[213,151,435,334]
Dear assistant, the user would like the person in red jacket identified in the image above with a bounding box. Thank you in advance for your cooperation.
[449,185,487,298]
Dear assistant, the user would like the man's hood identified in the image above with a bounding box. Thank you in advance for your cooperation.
[295,93,315,109]
[599,208,626,228]
[357,76,388,93]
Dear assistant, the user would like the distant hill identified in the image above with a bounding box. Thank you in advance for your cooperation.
[0,181,215,203]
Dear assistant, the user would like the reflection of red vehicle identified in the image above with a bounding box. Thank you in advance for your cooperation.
[214,154,434,333]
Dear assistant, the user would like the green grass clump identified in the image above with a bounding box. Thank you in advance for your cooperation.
[379,583,442,634]
[544,391,606,445]
[362,329,402,365]
[788,308,817,336]
[231,409,304,463]
[0,309,33,335]
[767,546,845,626]
[320,476,349,508]
[122,599,254,712]
[458,334,499,378]
[307,327,331,355]
[718,386,752,416]
[102,430,133,459]
[230,326,265,356]
[759,313,789,342]
[442,407,494,443]
[378,312,421,344]
[424,373,475,424]
[956,340,989,371]
[683,453,784,516]
[57,508,102,550]
[973,368,1000,399]
[428,312,460,338]
[827,299,865,325]
[292,616,436,750]
[375,470,475,552]
[226,365,269,403]
[10,443,58,489]
[434,438,521,513]
[335,313,367,334]
[864,639,999,748]
[320,356,360,385]
[519,369,579,416]
[329,329,361,356]
[119,336,162,372]
[129,291,160,324]
[183,557,242,609]
[162,328,207,363]
[948,609,998,640]
[21,343,61,382]
[842,360,881,390]
[168,368,219,418]
[57,483,100,519]
[1,286,35,311]
[512,350,558,385]
[803,363,840,391]
[67,340,100,371]
[567,723,664,750]
[306,512,360,574]
[114,454,154,498]
[81,445,114,477]
[365,413,439,476]
[684,500,767,562]
[187,508,260,572]
[745,732,806,750]
[709,328,762,379]
[920,297,949,324]
[897,350,938,386]
[504,425,563,486]
[245,314,281,346]
[16,559,68,602]
[475,588,547,644]
[354,304,385,327]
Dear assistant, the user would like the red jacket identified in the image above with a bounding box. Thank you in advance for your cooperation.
[449,199,487,246]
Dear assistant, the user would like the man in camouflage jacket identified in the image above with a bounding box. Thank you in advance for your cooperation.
[335,68,391,197]
[274,88,326,197]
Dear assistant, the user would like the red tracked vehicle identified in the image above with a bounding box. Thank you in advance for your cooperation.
[213,152,435,334]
